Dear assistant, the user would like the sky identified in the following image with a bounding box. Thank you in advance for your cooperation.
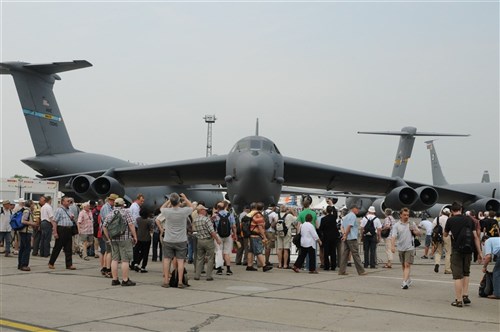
[1,1,499,188]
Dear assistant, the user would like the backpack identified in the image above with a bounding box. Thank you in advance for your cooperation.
[240,215,252,238]
[487,222,499,238]
[456,221,473,254]
[363,217,376,236]
[169,268,189,288]
[10,208,26,231]
[478,271,494,297]
[217,213,231,238]
[264,212,271,230]
[275,213,289,237]
[107,210,128,239]
[432,221,444,244]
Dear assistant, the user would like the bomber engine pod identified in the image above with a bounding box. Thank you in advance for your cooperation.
[425,203,452,218]
[372,198,386,217]
[384,186,418,209]
[91,176,125,198]
[71,175,97,199]
[411,186,439,211]
[466,198,500,214]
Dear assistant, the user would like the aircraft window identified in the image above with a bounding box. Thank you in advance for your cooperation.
[262,140,273,152]
[273,144,281,154]
[250,140,261,150]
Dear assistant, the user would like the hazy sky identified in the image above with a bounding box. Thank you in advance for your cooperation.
[1,1,499,187]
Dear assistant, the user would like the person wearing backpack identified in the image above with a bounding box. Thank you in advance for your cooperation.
[276,205,297,269]
[432,208,452,274]
[235,205,251,266]
[264,204,279,267]
[361,206,382,269]
[18,200,37,271]
[444,202,482,307]
[103,197,138,286]
[482,236,500,299]
[0,200,13,257]
[213,202,237,276]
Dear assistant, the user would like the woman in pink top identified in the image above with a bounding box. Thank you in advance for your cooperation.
[77,202,94,260]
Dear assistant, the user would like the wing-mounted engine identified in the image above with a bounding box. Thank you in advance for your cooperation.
[465,198,500,214]
[411,186,439,211]
[372,198,386,217]
[424,203,452,219]
[91,176,125,198]
[384,186,418,209]
[71,175,97,199]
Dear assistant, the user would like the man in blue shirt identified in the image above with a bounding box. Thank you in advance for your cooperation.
[338,205,367,276]
[483,236,500,299]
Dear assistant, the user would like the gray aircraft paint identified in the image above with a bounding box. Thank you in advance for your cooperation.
[3,60,499,214]
[1,60,222,209]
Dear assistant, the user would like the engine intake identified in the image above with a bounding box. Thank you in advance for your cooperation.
[384,186,418,209]
[466,198,500,214]
[91,176,125,198]
[71,175,96,199]
[411,186,439,211]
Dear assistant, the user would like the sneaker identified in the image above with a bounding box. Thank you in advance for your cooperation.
[140,268,148,273]
[401,281,408,289]
[121,279,136,286]
[206,277,214,281]
[407,279,413,287]
[434,264,439,273]
[226,270,233,276]
[216,269,223,275]
[263,266,273,272]
[421,255,428,259]
[462,295,471,305]
[246,266,258,271]
[111,279,120,286]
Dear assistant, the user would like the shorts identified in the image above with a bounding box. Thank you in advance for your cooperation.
[250,237,264,256]
[276,235,291,249]
[79,234,94,243]
[220,236,233,255]
[105,240,112,254]
[451,249,472,280]
[265,231,276,249]
[163,241,188,259]
[425,235,431,247]
[398,250,414,265]
[110,240,133,262]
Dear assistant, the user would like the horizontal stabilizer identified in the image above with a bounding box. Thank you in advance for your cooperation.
[0,60,92,76]
[358,130,469,137]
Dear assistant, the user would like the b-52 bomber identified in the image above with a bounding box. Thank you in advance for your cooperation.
[2,60,499,214]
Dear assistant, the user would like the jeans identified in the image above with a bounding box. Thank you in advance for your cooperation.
[32,228,41,255]
[0,231,12,254]
[18,232,32,268]
[493,257,500,297]
[40,220,52,257]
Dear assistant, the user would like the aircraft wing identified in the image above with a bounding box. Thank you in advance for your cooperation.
[101,155,228,187]
[283,157,481,203]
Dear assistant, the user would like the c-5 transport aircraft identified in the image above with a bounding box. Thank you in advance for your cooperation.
[2,60,499,213]
[423,140,499,216]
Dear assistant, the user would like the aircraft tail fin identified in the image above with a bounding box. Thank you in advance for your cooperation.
[359,126,469,179]
[1,60,92,156]
[481,170,490,183]
[425,140,449,186]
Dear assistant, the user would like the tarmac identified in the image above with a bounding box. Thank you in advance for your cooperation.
[1,244,499,332]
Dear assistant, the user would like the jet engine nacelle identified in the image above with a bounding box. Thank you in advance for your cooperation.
[71,175,97,199]
[345,197,374,216]
[411,186,439,211]
[91,176,125,198]
[424,203,451,219]
[465,198,500,214]
[384,186,418,210]
[372,198,386,217]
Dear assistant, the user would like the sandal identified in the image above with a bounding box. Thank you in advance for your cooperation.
[383,264,392,268]
[451,300,463,307]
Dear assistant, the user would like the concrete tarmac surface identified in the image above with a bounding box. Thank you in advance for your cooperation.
[1,249,499,332]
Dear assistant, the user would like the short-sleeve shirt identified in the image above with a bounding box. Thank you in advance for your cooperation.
[341,212,358,241]
[103,207,134,241]
[392,221,414,251]
[40,203,54,222]
[194,215,215,240]
[54,207,74,227]
[420,219,434,236]
[445,215,475,250]
[297,208,317,228]
[21,209,33,233]
[161,206,193,243]
[483,237,500,256]
[360,216,382,232]
[77,210,94,235]
[250,212,265,237]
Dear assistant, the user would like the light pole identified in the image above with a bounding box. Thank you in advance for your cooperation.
[204,115,216,157]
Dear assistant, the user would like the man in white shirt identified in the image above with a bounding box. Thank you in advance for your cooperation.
[419,216,434,259]
[432,208,452,274]
[129,194,145,228]
[264,204,278,266]
[0,200,13,257]
[40,196,55,257]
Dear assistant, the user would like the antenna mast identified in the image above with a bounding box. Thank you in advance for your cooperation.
[204,115,216,157]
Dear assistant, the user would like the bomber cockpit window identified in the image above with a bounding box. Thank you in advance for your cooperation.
[250,139,261,151]
[273,144,281,155]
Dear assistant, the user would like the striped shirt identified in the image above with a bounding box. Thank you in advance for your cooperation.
[54,207,74,227]
[193,215,215,240]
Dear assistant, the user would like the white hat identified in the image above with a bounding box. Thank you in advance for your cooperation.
[114,198,126,206]
[368,206,376,213]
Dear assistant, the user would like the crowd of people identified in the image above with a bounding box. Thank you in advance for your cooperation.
[0,193,498,305]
